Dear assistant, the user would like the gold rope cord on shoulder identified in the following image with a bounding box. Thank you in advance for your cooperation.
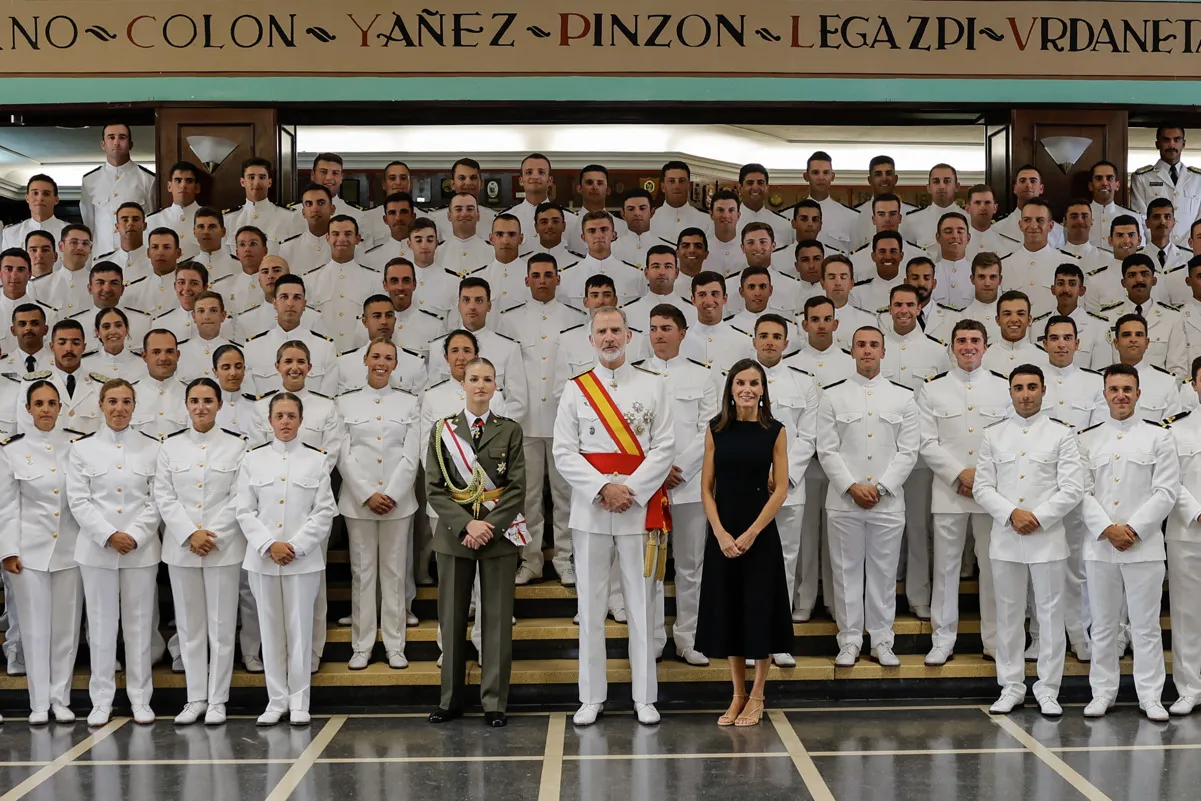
[434,417,489,516]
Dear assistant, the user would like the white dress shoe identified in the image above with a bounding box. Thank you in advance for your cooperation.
[28,710,49,726]
[573,703,603,726]
[872,645,901,667]
[1038,697,1063,717]
[387,650,409,669]
[514,565,539,585]
[87,707,112,727]
[1142,703,1170,722]
[1083,697,1114,717]
[310,655,321,674]
[131,705,156,725]
[243,656,264,674]
[1024,639,1040,662]
[7,657,25,676]
[256,709,283,727]
[290,710,311,726]
[337,615,352,626]
[1171,695,1198,716]
[1117,629,1131,655]
[772,653,796,668]
[989,692,1025,714]
[679,648,709,666]
[834,645,859,667]
[348,652,371,670]
[406,611,419,627]
[436,654,443,667]
[912,605,931,620]
[572,613,580,624]
[204,704,227,726]
[635,703,660,725]
[610,608,627,623]
[1072,640,1092,662]
[558,568,577,587]
[173,702,207,725]
[52,704,75,724]
[171,656,185,674]
[791,609,811,623]
[924,647,952,666]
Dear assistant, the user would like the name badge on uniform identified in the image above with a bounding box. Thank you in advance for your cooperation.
[1151,181,1164,187]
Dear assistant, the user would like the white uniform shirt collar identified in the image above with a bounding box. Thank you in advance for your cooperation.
[1043,361,1079,380]
[188,425,219,444]
[594,361,632,385]
[465,409,491,428]
[1105,414,1140,434]
[850,371,884,388]
[101,424,131,443]
[645,354,682,372]
[955,365,988,382]
[271,437,302,454]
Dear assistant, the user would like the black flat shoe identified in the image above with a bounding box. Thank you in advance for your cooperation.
[485,712,507,728]
[428,708,463,724]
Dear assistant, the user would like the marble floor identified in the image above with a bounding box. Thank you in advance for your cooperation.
[0,702,1193,800]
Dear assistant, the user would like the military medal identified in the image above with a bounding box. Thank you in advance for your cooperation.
[497,459,507,476]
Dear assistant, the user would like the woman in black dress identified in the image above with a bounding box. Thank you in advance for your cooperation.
[695,358,792,727]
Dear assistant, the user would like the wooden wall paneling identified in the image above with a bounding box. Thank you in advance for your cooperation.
[1009,109,1129,218]
[155,107,280,212]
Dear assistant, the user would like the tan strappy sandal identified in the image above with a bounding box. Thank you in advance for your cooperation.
[718,693,748,726]
[735,694,765,727]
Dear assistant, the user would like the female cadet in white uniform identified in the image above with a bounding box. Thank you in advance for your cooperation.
[0,381,84,725]
[155,378,249,726]
[336,338,420,670]
[249,340,343,671]
[236,392,336,727]
[80,308,149,383]
[67,378,162,727]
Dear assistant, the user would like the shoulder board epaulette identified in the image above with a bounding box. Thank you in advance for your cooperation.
[493,331,518,343]
[1086,265,1108,276]
[1153,364,1173,375]
[245,329,270,342]
[561,322,586,334]
[1101,301,1124,312]
[23,370,51,381]
[280,232,301,244]
[501,302,526,313]
[301,264,323,277]
[302,442,326,454]
[1162,302,1184,312]
[418,308,444,320]
[1189,166,1201,176]
[998,251,1013,260]
[620,259,641,270]
[125,307,151,317]
[153,308,175,320]
[983,417,1006,429]
[96,250,117,261]
[364,242,386,254]
[1031,311,1052,321]
[241,392,258,402]
[0,433,24,447]
[338,346,362,357]
[772,242,790,253]
[29,272,51,283]
[222,203,244,214]
[633,364,659,376]
[360,264,380,273]
[822,379,846,390]
[1048,417,1072,427]
[687,358,711,369]
[1057,249,1081,259]
[1169,411,1193,424]
[338,387,363,397]
[989,370,1008,380]
[249,441,270,450]
[80,349,97,359]
[851,242,870,254]
[1080,367,1103,376]
[137,164,154,176]
[888,379,910,390]
[629,325,644,334]
[83,165,100,177]
[255,389,279,401]
[1035,344,1046,353]
[1134,165,1155,175]
[1078,421,1104,435]
[787,365,813,377]
[935,302,962,313]
[1149,418,1173,429]
[560,260,581,272]
[730,325,751,337]
[876,306,889,315]
[309,391,330,399]
[165,428,187,439]
[570,368,593,380]
[427,378,450,390]
[853,277,873,286]
[71,430,95,442]
[35,299,56,311]
[926,334,947,346]
[138,430,159,442]
[926,371,947,382]
[401,347,422,359]
[1167,264,1188,274]
[63,428,85,438]
[1086,311,1109,322]
[311,331,333,343]
[88,372,110,383]
[123,277,147,289]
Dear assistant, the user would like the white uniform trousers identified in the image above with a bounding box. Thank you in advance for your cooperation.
[11,567,82,713]
[1086,559,1166,706]
[346,516,413,654]
[249,571,321,714]
[1168,540,1201,700]
[168,563,240,705]
[80,564,159,708]
[520,437,573,575]
[574,530,657,705]
[777,505,802,612]
[992,559,1065,701]
[930,513,995,653]
[797,477,828,615]
[902,469,933,608]
[1061,509,1093,650]
[238,569,261,661]
[2,572,22,667]
[668,503,706,653]
[826,510,906,650]
[311,540,330,664]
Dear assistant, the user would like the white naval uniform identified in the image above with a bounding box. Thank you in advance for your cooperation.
[785,343,856,390]
[849,247,925,311]
[620,293,698,335]
[552,322,650,407]
[278,231,331,278]
[80,161,156,256]
[434,206,496,244]
[680,320,754,373]
[304,260,382,353]
[124,270,175,319]
[1,216,66,251]
[0,347,51,377]
[878,303,956,346]
[1131,360,1182,422]
[97,245,151,285]
[236,438,336,716]
[553,362,674,706]
[130,375,189,441]
[362,237,413,275]
[974,412,1084,703]
[900,204,965,251]
[1102,299,1187,377]
[771,273,824,320]
[178,336,237,384]
[188,248,239,285]
[17,368,102,436]
[932,256,976,310]
[224,200,301,253]
[501,199,542,243]
[1078,415,1178,708]
[477,256,534,312]
[851,199,918,251]
[737,205,794,248]
[980,339,1045,377]
[1178,297,1201,376]
[558,255,646,309]
[243,325,338,397]
[1079,252,1134,315]
[44,267,91,320]
[817,372,919,652]
[613,231,666,273]
[1089,200,1146,248]
[1132,161,1201,246]
[881,328,951,613]
[80,349,148,385]
[0,293,56,357]
[1168,409,1201,704]
[146,203,201,258]
[154,308,236,348]
[566,209,627,256]
[1029,307,1112,371]
[335,346,426,396]
[498,299,586,576]
[993,211,1066,251]
[292,195,368,231]
[830,303,878,351]
[917,367,1011,655]
[70,305,152,357]
[1147,242,1192,307]
[336,386,420,657]
[210,270,263,318]
[642,355,718,655]
[649,203,711,244]
[0,427,84,716]
[427,327,527,423]
[154,426,248,706]
[812,197,858,253]
[436,236,493,282]
[393,306,447,364]
[953,299,1002,346]
[67,425,163,711]
[405,265,460,323]
[1001,245,1076,319]
[232,305,328,346]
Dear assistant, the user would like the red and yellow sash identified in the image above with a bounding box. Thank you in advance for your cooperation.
[574,371,671,533]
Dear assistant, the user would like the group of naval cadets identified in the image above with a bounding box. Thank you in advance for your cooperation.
[3,120,1201,727]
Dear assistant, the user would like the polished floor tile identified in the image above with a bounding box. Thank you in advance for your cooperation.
[564,713,786,757]
[786,707,1016,753]
[0,722,92,762]
[559,755,811,801]
[1059,747,1201,801]
[73,720,319,762]
[29,763,280,801]
[322,716,547,759]
[1005,707,1201,748]
[295,760,543,801]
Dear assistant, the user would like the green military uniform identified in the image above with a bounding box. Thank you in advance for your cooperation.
[426,410,525,714]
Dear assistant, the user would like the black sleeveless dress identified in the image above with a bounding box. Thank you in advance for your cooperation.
[695,418,795,659]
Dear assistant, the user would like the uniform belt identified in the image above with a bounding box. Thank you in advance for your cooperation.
[581,452,671,533]
[449,486,503,504]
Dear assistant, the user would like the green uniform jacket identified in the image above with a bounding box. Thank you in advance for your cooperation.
[425,411,525,560]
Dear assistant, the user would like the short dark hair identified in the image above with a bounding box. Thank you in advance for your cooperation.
[458,276,491,301]
[1090,159,1119,179]
[527,252,558,273]
[451,157,481,174]
[1157,123,1187,140]
[168,160,201,181]
[1044,314,1078,339]
[142,327,178,353]
[301,183,333,201]
[26,174,57,194]
[951,318,988,344]
[1122,253,1156,277]
[1192,355,1201,382]
[0,247,30,267]
[871,193,902,213]
[1009,364,1045,385]
[740,266,772,285]
[241,157,272,176]
[273,274,305,295]
[521,152,552,171]
[212,343,245,370]
[147,226,180,247]
[1110,214,1140,235]
[710,189,740,208]
[1147,197,1175,215]
[1054,263,1085,283]
[739,163,769,184]
[88,261,122,282]
[754,313,790,335]
[741,222,775,243]
[235,225,267,246]
[24,230,54,249]
[12,302,44,325]
[660,160,691,180]
[872,230,904,248]
[578,164,609,183]
[584,274,616,293]
[534,201,565,220]
[361,293,393,313]
[889,283,921,303]
[176,261,209,286]
[677,227,708,249]
[1103,362,1140,388]
[802,295,836,317]
[996,289,1031,314]
[648,303,687,330]
[384,191,414,211]
[312,152,343,169]
[1114,313,1148,337]
[691,271,726,296]
[971,252,1003,276]
[51,319,85,339]
[794,238,824,259]
[329,213,360,235]
[868,155,896,171]
[806,151,832,169]
[443,328,479,356]
[646,244,676,262]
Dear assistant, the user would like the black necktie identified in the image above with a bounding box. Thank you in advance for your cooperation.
[472,418,484,442]
[65,373,75,399]
[1158,249,1167,268]
[1135,304,1144,317]
[918,311,927,331]
[1171,164,1180,185]
[25,355,35,374]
